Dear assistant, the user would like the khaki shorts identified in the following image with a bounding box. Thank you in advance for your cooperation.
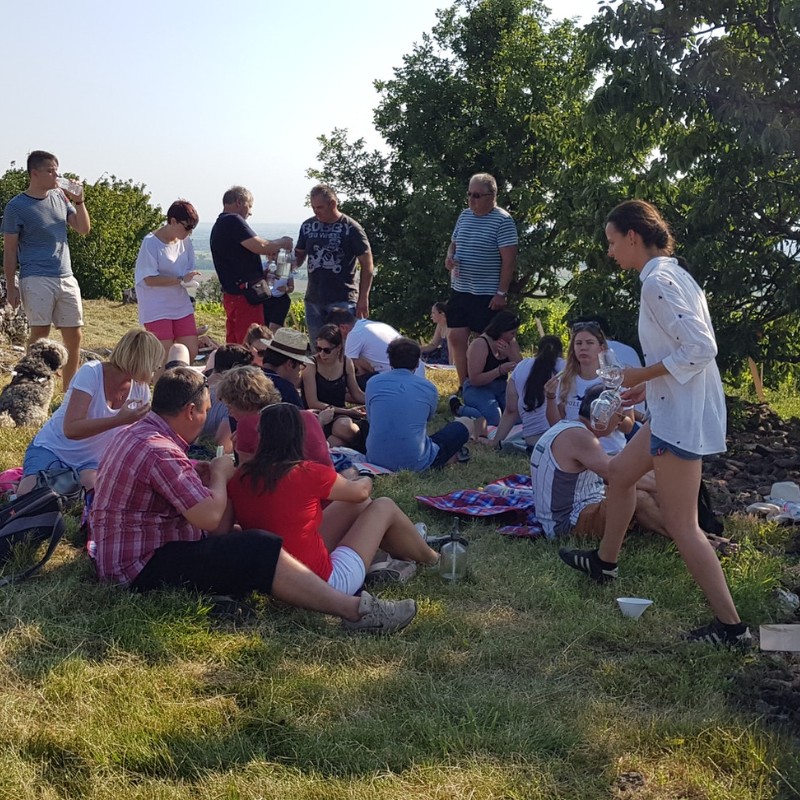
[19,275,84,328]
[572,500,608,538]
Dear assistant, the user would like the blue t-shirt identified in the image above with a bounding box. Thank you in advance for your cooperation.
[451,207,518,295]
[1,191,75,278]
[366,369,439,471]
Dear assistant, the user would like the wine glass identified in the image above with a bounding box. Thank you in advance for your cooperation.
[597,349,624,390]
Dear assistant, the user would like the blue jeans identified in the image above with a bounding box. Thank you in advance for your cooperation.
[305,299,356,343]
[459,377,507,426]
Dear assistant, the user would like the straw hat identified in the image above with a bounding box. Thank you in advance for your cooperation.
[263,328,314,365]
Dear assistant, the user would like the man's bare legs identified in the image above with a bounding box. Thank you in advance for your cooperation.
[447,326,470,388]
[58,326,82,391]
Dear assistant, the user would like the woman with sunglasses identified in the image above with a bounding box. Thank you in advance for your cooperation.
[450,310,522,427]
[134,200,202,370]
[301,324,367,449]
[545,320,633,455]
[559,200,750,647]
[226,403,439,596]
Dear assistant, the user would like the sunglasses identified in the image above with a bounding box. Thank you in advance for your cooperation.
[316,345,337,354]
[181,221,196,232]
[571,321,603,334]
[466,191,493,199]
[186,376,209,406]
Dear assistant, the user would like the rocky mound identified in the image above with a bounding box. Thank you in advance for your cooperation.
[704,398,800,517]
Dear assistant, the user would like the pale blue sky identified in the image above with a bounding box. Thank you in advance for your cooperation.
[3,0,602,225]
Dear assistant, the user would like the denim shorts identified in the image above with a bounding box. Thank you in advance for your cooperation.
[23,444,96,476]
[649,433,701,461]
[327,545,367,595]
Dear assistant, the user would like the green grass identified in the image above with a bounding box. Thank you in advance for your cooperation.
[0,301,798,799]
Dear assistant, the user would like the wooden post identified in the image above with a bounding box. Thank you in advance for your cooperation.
[748,357,765,402]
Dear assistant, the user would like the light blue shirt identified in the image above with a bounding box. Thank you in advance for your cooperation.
[366,369,439,471]
[1,191,75,278]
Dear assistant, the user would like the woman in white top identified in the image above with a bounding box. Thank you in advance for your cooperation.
[559,200,749,647]
[20,329,163,492]
[134,200,202,368]
[544,321,633,455]
[493,335,564,451]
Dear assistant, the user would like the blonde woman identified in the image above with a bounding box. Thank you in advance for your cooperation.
[20,329,163,492]
[545,321,632,454]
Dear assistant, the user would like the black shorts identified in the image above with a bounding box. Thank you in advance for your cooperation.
[263,294,292,326]
[132,529,282,598]
[446,291,497,333]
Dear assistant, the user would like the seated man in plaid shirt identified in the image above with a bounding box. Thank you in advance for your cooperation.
[88,367,416,635]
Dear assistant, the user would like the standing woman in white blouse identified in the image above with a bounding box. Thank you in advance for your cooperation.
[559,200,750,647]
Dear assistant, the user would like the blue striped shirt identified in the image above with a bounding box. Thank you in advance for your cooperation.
[451,207,518,295]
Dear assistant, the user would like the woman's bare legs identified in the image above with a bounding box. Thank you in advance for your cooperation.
[652,452,741,624]
[598,422,653,563]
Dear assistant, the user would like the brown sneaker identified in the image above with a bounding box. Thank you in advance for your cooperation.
[341,591,417,635]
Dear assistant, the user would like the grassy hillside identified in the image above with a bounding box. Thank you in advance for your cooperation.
[0,300,797,800]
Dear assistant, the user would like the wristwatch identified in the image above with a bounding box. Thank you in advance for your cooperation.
[495,290,508,298]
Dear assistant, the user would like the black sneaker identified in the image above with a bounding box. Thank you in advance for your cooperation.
[682,619,753,649]
[558,547,618,584]
[448,394,462,416]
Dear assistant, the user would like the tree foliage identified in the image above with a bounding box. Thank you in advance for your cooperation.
[311,0,800,379]
[0,167,162,301]
[309,0,588,336]
[568,0,800,375]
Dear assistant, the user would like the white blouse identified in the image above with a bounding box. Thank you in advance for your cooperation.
[638,256,726,455]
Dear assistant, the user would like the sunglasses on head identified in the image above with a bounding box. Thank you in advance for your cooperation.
[186,376,209,406]
[571,321,602,334]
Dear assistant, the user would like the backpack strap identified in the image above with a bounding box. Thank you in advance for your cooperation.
[0,511,65,588]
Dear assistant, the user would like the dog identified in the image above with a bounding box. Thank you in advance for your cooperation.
[0,339,69,428]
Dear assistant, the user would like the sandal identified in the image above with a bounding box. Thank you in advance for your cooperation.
[705,534,739,557]
[457,446,471,463]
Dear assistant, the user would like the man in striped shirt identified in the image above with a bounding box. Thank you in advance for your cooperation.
[531,384,663,543]
[444,173,518,387]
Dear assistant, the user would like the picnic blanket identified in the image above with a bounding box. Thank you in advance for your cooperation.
[416,473,545,539]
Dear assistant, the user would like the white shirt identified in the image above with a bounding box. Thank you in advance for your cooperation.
[33,360,151,469]
[638,256,726,455]
[134,233,196,324]
[345,319,425,377]
[511,356,566,438]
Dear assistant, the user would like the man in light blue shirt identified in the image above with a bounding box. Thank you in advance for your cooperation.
[2,150,91,390]
[366,338,470,471]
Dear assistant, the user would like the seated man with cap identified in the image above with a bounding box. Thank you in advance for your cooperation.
[259,327,314,407]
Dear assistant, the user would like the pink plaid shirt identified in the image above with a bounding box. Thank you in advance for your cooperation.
[89,412,211,585]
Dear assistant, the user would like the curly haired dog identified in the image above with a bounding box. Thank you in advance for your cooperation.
[0,339,68,428]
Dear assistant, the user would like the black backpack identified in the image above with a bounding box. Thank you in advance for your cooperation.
[0,467,83,587]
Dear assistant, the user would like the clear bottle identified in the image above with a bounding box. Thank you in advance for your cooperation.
[440,520,467,581]
[484,484,534,500]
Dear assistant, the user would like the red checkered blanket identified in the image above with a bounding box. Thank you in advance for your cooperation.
[416,474,544,539]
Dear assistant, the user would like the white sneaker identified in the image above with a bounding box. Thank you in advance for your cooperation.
[341,591,417,635]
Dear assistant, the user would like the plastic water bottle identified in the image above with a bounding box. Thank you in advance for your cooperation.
[780,501,800,520]
[56,175,84,199]
[440,520,467,581]
[484,484,534,500]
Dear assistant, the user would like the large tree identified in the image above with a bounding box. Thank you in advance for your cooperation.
[310,0,589,335]
[567,0,800,375]
[0,167,162,302]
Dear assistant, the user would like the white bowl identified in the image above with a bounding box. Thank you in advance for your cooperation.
[616,597,653,619]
